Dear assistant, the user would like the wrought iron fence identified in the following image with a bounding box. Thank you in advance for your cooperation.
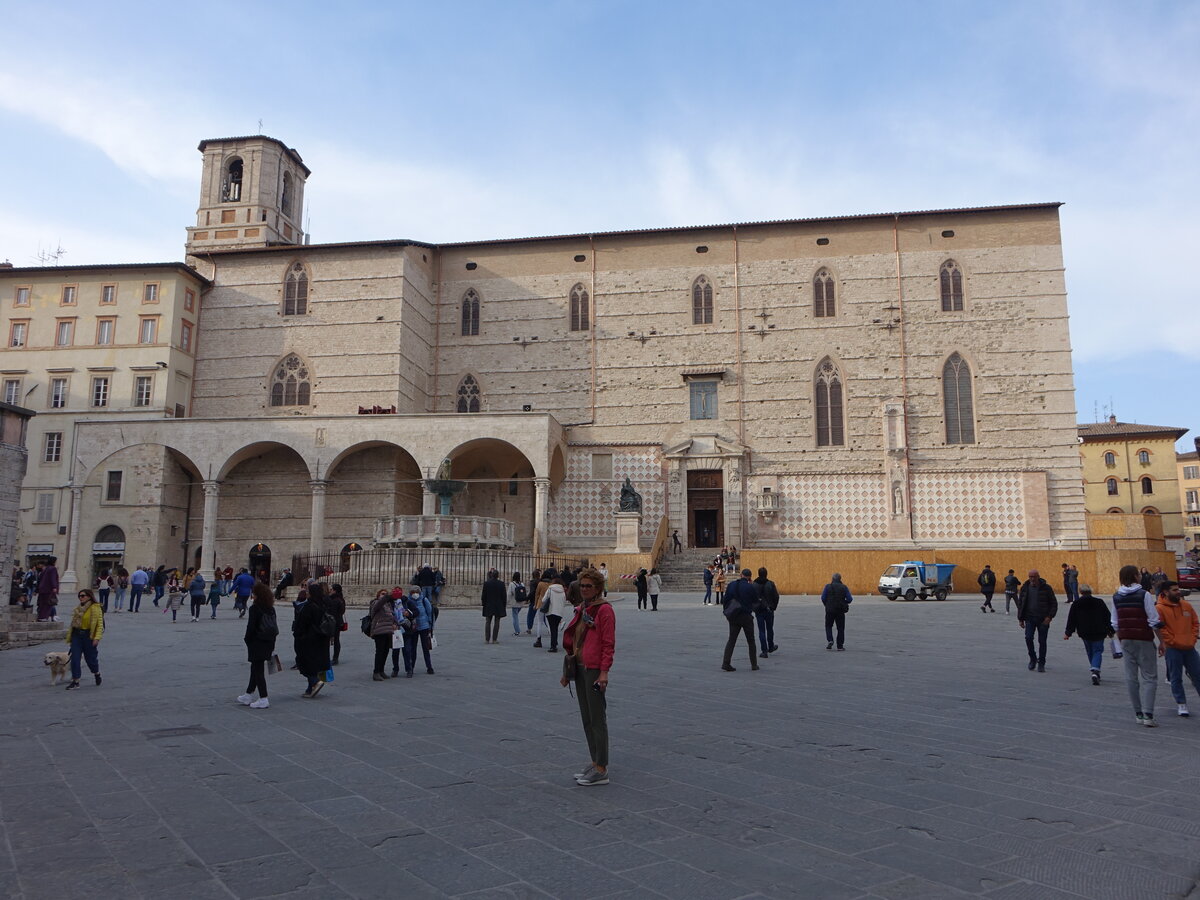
[291,547,589,589]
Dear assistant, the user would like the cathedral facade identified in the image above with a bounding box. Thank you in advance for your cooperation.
[18,136,1086,584]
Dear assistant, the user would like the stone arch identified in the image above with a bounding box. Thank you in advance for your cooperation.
[439,437,539,545]
[211,441,314,578]
[218,441,316,481]
[324,440,424,538]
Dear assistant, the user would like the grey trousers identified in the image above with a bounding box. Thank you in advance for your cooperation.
[1122,639,1158,716]
[574,667,609,767]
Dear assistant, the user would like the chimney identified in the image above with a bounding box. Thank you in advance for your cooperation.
[1108,415,1117,424]
[0,261,13,269]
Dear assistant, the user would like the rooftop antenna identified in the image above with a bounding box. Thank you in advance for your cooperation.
[34,241,66,266]
[1093,401,1098,423]
[257,118,263,133]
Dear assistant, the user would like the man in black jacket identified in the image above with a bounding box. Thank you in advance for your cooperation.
[721,569,759,672]
[1062,584,1114,685]
[978,565,997,613]
[480,568,507,644]
[753,567,780,657]
[1017,569,1058,672]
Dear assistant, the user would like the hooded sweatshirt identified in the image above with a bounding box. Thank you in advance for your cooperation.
[1110,583,1160,642]
[1156,597,1198,650]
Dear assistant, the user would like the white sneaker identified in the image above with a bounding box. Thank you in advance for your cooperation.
[249,698,270,709]
[236,693,255,705]
[1179,704,1190,717]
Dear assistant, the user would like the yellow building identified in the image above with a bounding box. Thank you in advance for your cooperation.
[1179,450,1200,559]
[1079,417,1188,555]
[0,262,209,573]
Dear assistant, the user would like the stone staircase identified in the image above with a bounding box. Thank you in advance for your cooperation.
[653,549,721,593]
[0,605,64,650]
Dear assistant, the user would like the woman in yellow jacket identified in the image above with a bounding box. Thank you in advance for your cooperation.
[65,588,104,690]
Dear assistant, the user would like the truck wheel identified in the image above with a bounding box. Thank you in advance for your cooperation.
[887,593,897,601]
[904,589,917,602]
[934,589,947,601]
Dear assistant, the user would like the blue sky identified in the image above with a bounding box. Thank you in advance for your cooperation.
[1,0,1196,451]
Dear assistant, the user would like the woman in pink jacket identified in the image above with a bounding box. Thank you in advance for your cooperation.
[560,568,615,786]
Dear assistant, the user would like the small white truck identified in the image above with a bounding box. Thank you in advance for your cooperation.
[878,561,957,601]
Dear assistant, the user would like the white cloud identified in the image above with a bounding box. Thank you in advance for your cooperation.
[0,68,207,184]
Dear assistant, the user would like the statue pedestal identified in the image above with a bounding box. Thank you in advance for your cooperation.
[614,512,642,553]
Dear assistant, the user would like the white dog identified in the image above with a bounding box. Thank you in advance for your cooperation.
[43,651,70,685]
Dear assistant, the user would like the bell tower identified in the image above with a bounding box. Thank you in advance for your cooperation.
[186,136,309,254]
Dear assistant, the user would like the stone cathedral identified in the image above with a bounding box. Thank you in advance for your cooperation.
[58,135,1085,578]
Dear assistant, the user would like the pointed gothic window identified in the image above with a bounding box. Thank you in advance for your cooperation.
[461,289,480,336]
[284,262,309,316]
[943,353,975,444]
[940,260,963,311]
[814,358,844,447]
[692,276,713,324]
[813,268,835,317]
[569,283,589,331]
[221,157,243,202]
[269,353,312,407]
[456,375,481,413]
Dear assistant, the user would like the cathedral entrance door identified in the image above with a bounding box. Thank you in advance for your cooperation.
[687,470,724,548]
[248,543,272,583]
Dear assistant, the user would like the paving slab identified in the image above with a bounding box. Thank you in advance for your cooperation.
[2,592,1199,898]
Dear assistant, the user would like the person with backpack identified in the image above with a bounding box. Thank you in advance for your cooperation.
[754,566,781,657]
[721,569,760,672]
[238,582,277,709]
[820,573,853,651]
[978,565,997,613]
[508,571,528,637]
[481,568,507,644]
[293,582,334,697]
[560,568,615,786]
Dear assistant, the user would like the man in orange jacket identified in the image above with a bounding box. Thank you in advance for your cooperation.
[1155,581,1200,718]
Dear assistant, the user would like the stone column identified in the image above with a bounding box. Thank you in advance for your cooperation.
[421,485,437,515]
[309,480,328,555]
[59,484,84,597]
[533,477,550,554]
[200,480,220,576]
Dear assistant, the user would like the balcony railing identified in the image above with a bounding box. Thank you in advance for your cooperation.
[373,515,515,549]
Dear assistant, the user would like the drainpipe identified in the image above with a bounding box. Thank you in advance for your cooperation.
[893,216,915,537]
[732,226,745,447]
[589,234,597,424]
[431,250,442,412]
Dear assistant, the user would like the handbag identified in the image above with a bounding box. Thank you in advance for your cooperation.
[391,631,404,649]
[360,613,372,636]
[340,621,348,632]
[266,654,283,674]
[562,652,578,680]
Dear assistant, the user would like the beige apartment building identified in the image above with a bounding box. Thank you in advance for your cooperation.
[1078,418,1189,555]
[1179,450,1200,557]
[0,263,208,577]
